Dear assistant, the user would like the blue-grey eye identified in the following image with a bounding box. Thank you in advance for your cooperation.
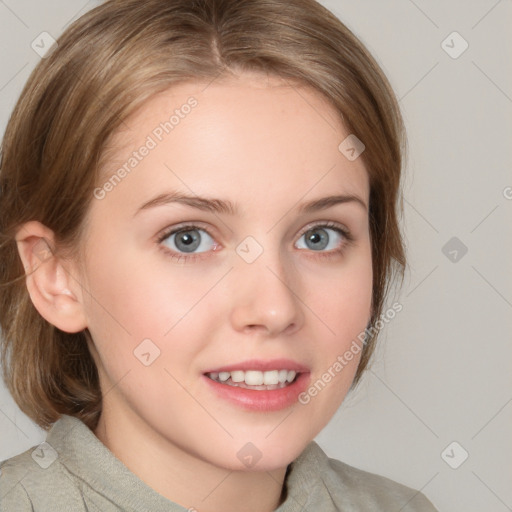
[162,228,215,253]
[296,226,343,251]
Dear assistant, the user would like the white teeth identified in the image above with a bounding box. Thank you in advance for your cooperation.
[231,370,245,383]
[286,370,296,383]
[278,369,288,383]
[207,369,300,387]
[263,370,279,385]
[245,371,264,385]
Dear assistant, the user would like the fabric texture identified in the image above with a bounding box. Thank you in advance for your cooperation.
[0,414,437,511]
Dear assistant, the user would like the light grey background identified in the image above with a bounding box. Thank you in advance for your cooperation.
[1,1,511,511]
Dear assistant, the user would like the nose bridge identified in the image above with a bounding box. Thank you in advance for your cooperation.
[229,235,304,336]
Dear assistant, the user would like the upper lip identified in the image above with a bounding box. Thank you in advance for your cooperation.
[203,359,310,374]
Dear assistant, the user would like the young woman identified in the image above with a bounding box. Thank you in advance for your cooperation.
[0,0,437,510]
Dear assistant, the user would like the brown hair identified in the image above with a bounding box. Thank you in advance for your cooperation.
[0,0,406,430]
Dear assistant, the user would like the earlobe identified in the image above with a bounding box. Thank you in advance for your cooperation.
[15,221,88,333]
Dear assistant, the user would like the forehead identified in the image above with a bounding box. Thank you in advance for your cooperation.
[95,74,369,217]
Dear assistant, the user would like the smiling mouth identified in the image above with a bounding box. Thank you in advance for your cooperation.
[205,369,299,390]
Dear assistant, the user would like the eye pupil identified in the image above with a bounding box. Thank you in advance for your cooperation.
[176,230,201,252]
[305,228,329,250]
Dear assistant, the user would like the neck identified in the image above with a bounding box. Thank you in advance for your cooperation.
[94,406,289,512]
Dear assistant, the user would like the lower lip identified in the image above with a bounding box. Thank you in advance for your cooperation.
[202,373,311,412]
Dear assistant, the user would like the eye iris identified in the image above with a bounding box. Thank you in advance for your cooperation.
[175,230,201,252]
[305,228,329,250]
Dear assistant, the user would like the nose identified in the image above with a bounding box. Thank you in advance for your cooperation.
[229,249,305,337]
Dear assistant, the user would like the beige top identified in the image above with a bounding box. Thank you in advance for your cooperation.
[0,414,437,511]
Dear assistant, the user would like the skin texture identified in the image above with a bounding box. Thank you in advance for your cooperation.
[16,73,372,512]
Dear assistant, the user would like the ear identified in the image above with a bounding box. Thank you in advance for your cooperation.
[15,221,88,333]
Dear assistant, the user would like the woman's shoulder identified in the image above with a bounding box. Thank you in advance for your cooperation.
[0,415,110,512]
[283,441,438,511]
[0,415,188,512]
[324,453,438,511]
[1,448,35,510]
[0,441,80,511]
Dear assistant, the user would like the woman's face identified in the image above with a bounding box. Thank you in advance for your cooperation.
[76,73,372,471]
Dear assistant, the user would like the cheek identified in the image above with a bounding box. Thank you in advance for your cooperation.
[303,249,373,345]
[83,265,157,339]
[80,240,235,389]
[296,252,372,411]
[80,244,209,360]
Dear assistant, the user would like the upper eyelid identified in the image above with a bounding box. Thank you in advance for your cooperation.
[302,220,349,232]
[157,221,215,242]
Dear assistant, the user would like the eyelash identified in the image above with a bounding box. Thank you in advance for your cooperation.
[156,221,354,263]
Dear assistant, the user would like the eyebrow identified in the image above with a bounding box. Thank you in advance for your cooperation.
[134,190,367,217]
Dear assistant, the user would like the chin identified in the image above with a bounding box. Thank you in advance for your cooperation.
[205,432,315,473]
